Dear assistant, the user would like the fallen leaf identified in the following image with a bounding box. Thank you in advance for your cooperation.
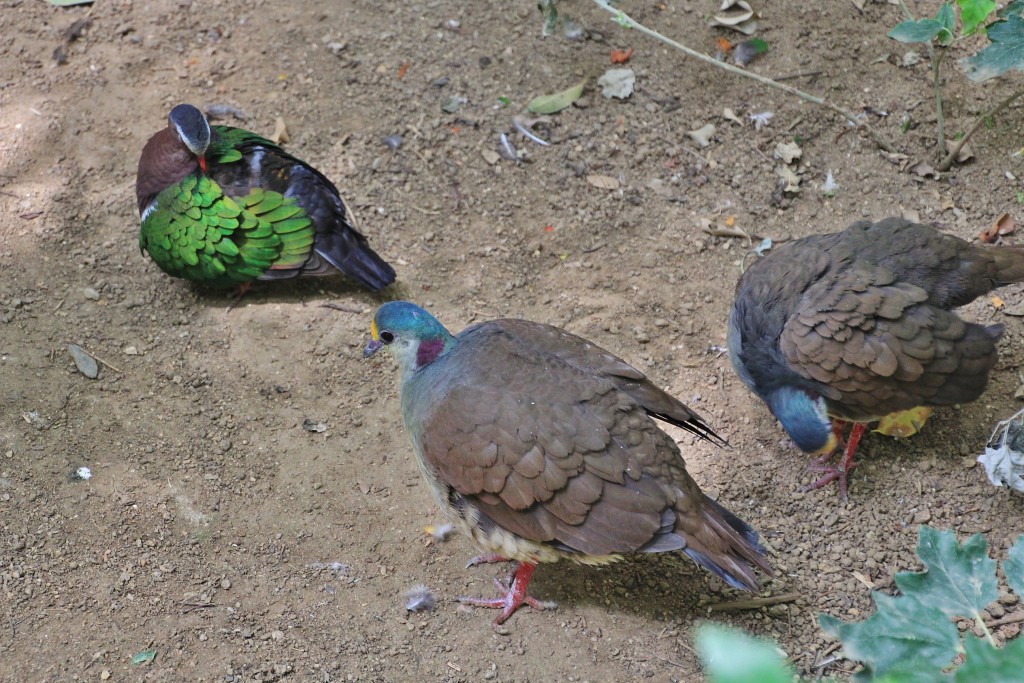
[610,47,634,64]
[944,139,975,164]
[722,108,743,125]
[980,212,1015,243]
[908,161,938,179]
[779,165,801,193]
[397,62,410,79]
[528,80,586,114]
[773,140,802,164]
[586,174,620,190]
[596,68,635,99]
[852,570,875,590]
[709,0,759,35]
[270,117,289,144]
[688,123,716,147]
[992,295,1006,309]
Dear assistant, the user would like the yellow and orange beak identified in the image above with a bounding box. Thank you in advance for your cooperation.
[811,428,840,456]
[363,319,383,358]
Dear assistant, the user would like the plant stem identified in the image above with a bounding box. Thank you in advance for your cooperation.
[894,0,945,150]
[937,87,1024,171]
[590,0,898,153]
[931,48,946,150]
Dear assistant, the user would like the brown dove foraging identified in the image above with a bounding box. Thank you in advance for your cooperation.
[364,302,772,626]
[728,217,1024,499]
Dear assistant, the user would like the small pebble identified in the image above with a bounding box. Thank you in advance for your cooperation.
[67,344,98,379]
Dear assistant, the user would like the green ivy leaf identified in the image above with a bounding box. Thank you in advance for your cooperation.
[958,0,997,36]
[1004,535,1024,599]
[695,625,793,683]
[1000,0,1024,19]
[895,528,997,619]
[935,3,956,44]
[955,634,1024,682]
[820,592,959,681]
[889,18,947,43]
[962,14,1024,81]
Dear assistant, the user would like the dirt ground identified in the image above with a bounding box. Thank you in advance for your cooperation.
[3,0,1024,680]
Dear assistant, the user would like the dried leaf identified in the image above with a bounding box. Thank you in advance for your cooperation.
[773,141,802,163]
[779,165,801,193]
[944,139,975,164]
[586,174,620,190]
[610,47,634,64]
[270,117,289,144]
[596,68,635,99]
[722,108,743,125]
[992,295,1006,309]
[908,161,938,179]
[688,123,716,147]
[980,212,1015,243]
[709,0,759,35]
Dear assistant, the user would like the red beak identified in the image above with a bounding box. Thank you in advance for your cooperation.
[198,156,207,173]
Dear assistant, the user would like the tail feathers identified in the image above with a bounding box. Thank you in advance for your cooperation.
[682,496,772,592]
[314,231,397,291]
[991,246,1024,286]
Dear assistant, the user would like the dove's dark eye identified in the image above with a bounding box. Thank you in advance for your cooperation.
[379,330,395,344]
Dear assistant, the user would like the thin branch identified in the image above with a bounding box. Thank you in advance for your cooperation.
[937,86,1024,171]
[706,592,801,612]
[590,0,897,153]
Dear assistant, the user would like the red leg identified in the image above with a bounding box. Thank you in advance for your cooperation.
[459,561,556,626]
[800,422,866,501]
[226,282,252,311]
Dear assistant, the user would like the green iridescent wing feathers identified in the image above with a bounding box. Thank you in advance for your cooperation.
[139,173,314,287]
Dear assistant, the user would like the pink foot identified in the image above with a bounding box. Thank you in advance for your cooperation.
[459,561,556,626]
[465,553,509,568]
[798,422,866,502]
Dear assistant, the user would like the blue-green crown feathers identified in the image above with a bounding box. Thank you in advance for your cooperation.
[767,386,833,453]
[372,301,452,343]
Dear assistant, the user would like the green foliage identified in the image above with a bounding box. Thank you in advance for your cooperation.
[820,592,959,681]
[962,14,1024,82]
[1006,539,1024,598]
[958,0,996,36]
[821,528,1024,682]
[695,625,794,683]
[697,528,1024,682]
[893,527,997,620]
[888,3,955,45]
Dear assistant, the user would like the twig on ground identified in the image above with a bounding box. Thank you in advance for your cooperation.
[591,0,898,153]
[706,592,800,612]
[320,303,363,314]
[938,87,1024,171]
